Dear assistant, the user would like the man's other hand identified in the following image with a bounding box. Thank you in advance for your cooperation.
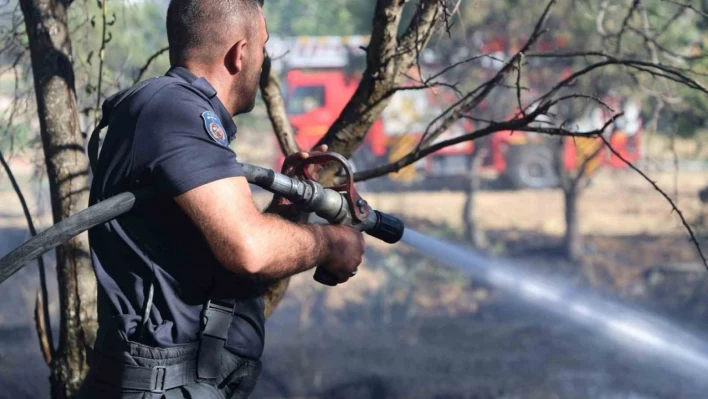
[270,144,328,212]
[281,144,328,179]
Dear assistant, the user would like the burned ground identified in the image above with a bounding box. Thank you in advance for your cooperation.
[1,169,707,398]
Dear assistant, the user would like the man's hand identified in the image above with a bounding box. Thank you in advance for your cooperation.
[268,144,328,216]
[319,225,365,284]
[281,144,328,179]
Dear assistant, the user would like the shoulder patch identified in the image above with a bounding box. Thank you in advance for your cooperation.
[201,111,228,146]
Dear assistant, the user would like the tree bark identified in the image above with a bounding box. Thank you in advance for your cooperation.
[19,0,97,396]
[315,0,442,158]
[561,136,605,262]
[563,185,582,261]
[556,137,582,261]
[259,53,300,157]
[258,53,299,319]
[463,149,487,249]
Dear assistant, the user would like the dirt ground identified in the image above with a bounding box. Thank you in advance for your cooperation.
[364,169,707,239]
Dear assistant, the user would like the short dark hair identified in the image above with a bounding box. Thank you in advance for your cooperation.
[166,0,263,65]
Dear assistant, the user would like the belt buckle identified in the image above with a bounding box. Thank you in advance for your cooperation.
[151,365,167,393]
[202,301,233,340]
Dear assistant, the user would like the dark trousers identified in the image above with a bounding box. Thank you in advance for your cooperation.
[77,332,261,399]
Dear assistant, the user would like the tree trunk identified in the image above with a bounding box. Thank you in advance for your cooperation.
[259,0,441,317]
[315,0,442,158]
[19,0,97,396]
[563,185,583,261]
[463,149,487,249]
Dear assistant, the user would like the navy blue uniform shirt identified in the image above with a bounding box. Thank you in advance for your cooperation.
[89,67,265,359]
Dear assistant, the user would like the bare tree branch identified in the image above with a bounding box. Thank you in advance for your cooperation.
[354,107,620,182]
[600,135,708,270]
[35,290,53,365]
[93,0,111,129]
[574,139,606,190]
[259,52,300,156]
[661,0,708,19]
[655,7,686,39]
[315,0,444,157]
[627,25,708,62]
[523,55,708,108]
[397,53,496,97]
[133,46,169,84]
[0,150,54,364]
[516,55,525,117]
[416,0,557,149]
[614,0,640,54]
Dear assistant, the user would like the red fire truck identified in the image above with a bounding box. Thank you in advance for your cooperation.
[266,36,643,190]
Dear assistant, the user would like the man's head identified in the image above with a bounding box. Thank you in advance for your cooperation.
[167,0,267,115]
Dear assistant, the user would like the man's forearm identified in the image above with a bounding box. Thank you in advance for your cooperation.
[175,177,335,280]
[246,214,329,281]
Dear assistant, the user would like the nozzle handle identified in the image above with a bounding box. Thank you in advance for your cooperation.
[313,267,338,286]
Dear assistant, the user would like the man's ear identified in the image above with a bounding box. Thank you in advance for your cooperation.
[226,39,247,75]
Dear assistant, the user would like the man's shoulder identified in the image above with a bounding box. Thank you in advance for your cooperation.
[137,77,212,111]
[103,77,212,130]
[127,78,216,135]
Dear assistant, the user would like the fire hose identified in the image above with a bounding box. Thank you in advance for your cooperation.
[0,152,404,286]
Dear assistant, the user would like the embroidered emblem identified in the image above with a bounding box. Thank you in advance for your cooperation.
[201,111,228,146]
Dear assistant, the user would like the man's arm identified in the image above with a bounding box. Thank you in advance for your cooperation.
[175,176,363,282]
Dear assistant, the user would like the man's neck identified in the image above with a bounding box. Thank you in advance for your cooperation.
[181,62,237,116]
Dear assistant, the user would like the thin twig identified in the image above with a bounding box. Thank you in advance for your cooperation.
[133,46,169,84]
[354,110,620,182]
[661,0,708,19]
[260,51,300,155]
[93,0,110,129]
[516,54,524,116]
[417,0,556,148]
[0,150,54,363]
[600,135,708,270]
[655,7,685,39]
[614,0,641,54]
[35,290,53,365]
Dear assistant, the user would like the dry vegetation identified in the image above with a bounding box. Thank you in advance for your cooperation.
[367,170,707,238]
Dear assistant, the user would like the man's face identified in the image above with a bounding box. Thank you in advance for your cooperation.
[236,10,268,114]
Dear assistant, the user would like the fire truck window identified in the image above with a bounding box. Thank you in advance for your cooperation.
[286,85,325,115]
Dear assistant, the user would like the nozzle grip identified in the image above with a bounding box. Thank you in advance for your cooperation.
[366,211,404,244]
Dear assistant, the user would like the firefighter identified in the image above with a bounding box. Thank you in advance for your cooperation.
[78,0,365,397]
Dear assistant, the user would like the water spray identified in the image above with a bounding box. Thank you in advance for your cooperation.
[402,229,708,376]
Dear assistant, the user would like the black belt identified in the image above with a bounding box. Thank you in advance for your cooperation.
[85,300,237,392]
[201,300,233,340]
[197,299,235,380]
[88,348,197,394]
